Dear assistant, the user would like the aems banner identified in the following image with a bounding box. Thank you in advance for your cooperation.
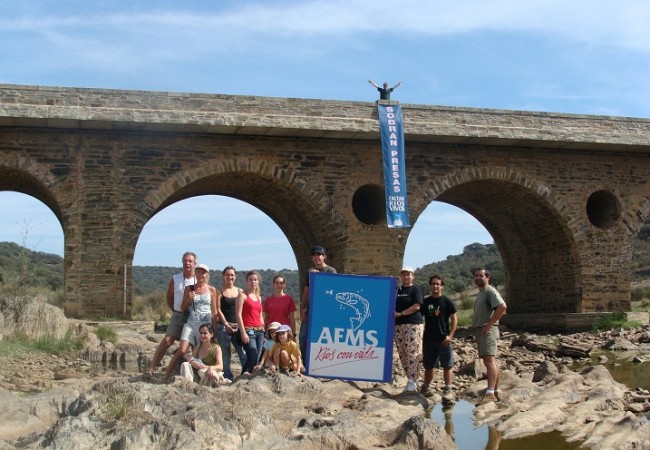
[378,104,411,228]
[305,272,396,382]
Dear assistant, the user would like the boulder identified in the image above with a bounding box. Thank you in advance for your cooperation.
[14,301,69,340]
[602,337,637,351]
[532,360,559,383]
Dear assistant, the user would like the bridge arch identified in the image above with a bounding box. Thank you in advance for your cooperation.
[0,155,65,224]
[414,166,582,314]
[133,158,344,283]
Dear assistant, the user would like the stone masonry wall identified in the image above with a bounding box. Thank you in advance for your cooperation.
[0,84,649,330]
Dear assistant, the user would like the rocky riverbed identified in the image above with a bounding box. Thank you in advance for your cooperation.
[0,303,649,449]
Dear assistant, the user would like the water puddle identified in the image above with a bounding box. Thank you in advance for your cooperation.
[573,350,650,391]
[427,400,583,449]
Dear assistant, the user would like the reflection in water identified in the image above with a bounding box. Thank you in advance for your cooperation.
[428,400,583,449]
[443,407,454,442]
[485,425,501,450]
[574,351,650,391]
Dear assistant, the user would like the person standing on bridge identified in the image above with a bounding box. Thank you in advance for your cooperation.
[394,266,424,393]
[143,251,197,382]
[299,245,337,366]
[472,268,507,405]
[368,80,402,100]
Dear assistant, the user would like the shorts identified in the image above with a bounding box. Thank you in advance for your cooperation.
[422,340,454,370]
[475,326,499,356]
[180,321,204,347]
[165,311,185,340]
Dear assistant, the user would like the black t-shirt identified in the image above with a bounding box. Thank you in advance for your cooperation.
[422,294,457,340]
[395,285,424,325]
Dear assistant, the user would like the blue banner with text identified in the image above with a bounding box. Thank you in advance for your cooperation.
[378,104,411,228]
[305,272,396,382]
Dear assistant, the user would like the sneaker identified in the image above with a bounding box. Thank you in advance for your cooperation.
[494,390,505,401]
[404,379,417,393]
[476,392,497,405]
[442,388,456,406]
[420,384,433,397]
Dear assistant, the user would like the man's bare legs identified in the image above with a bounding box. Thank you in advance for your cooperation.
[144,335,176,380]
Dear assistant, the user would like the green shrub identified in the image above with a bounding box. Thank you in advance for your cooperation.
[631,287,650,302]
[104,392,136,421]
[95,325,117,344]
[0,331,85,357]
[456,309,473,327]
[33,331,86,356]
[591,312,640,331]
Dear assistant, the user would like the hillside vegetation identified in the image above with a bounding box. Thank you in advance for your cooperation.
[1,221,648,305]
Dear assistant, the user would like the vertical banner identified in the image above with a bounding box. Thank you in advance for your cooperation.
[305,272,396,382]
[378,104,411,228]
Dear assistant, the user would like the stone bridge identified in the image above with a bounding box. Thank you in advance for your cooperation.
[1,84,649,331]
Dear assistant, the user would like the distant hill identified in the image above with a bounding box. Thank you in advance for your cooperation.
[0,241,63,290]
[131,266,301,300]
[1,221,648,297]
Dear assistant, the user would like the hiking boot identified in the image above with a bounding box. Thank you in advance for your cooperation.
[476,392,497,405]
[442,388,456,406]
[419,383,433,397]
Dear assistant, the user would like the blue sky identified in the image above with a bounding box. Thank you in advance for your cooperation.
[1,1,649,271]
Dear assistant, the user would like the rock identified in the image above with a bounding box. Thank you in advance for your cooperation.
[557,338,592,358]
[14,301,70,340]
[0,385,88,440]
[602,337,637,351]
[457,359,486,379]
[532,360,559,383]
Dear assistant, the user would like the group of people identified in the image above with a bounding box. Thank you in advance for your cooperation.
[143,251,307,385]
[394,266,507,404]
[144,248,507,406]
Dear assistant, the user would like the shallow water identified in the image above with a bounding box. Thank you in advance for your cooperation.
[428,400,584,450]
[428,352,650,449]
[574,350,650,391]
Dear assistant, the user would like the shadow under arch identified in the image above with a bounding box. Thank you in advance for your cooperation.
[423,169,582,314]
[139,167,341,278]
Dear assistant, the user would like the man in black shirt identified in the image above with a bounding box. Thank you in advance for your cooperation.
[420,274,457,403]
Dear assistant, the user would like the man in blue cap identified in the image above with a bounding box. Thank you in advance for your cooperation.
[299,245,337,365]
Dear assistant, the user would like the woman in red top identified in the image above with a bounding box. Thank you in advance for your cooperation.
[236,270,265,374]
[263,275,297,334]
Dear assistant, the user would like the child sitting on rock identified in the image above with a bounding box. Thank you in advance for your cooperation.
[253,321,281,372]
[269,325,304,375]
[180,323,230,386]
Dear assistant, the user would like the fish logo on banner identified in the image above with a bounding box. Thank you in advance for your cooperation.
[377,104,411,228]
[306,272,396,382]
